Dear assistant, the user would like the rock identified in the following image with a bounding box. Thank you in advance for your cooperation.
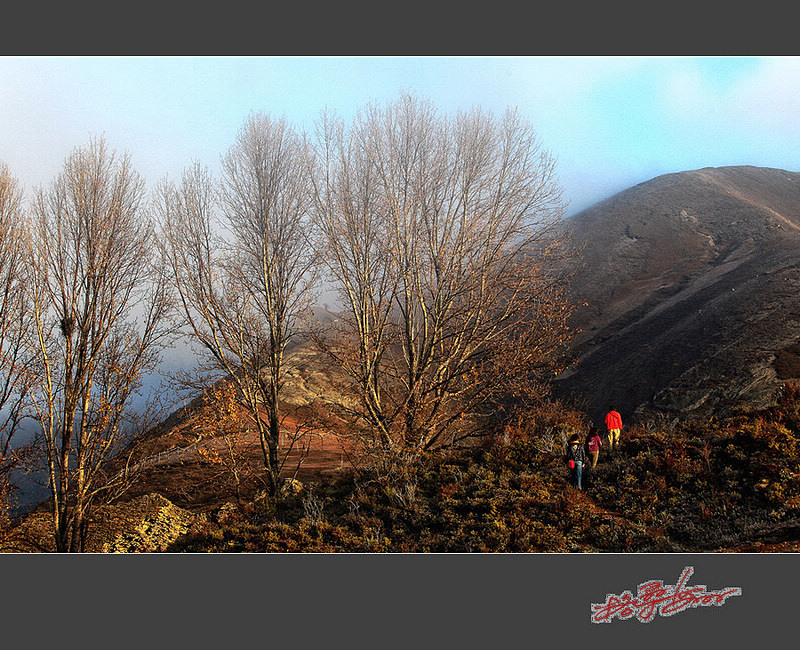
[253,490,271,509]
[215,501,239,524]
[102,493,207,553]
[279,478,304,497]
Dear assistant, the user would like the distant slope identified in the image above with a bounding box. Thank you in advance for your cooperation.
[553,165,800,425]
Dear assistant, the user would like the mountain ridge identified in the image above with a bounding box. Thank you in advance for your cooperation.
[553,165,800,426]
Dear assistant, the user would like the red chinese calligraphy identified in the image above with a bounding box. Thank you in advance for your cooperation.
[591,566,742,623]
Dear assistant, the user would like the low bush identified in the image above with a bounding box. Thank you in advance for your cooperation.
[166,388,800,552]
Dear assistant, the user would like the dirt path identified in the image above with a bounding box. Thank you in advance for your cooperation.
[124,411,356,491]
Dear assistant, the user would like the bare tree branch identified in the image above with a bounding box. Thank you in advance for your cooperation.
[0,162,34,530]
[23,137,171,552]
[157,113,316,495]
[307,94,574,457]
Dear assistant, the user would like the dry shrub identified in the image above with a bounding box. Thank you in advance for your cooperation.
[168,381,800,553]
[0,477,12,545]
[192,381,260,501]
[496,398,587,453]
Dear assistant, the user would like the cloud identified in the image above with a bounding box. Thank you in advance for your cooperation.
[662,57,800,138]
[663,67,715,118]
[734,57,800,134]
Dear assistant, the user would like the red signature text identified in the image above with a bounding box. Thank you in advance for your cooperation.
[591,566,742,623]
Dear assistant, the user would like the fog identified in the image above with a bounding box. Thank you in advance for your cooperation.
[7,335,203,517]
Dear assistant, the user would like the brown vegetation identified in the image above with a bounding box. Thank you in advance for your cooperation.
[0,163,32,538]
[9,380,800,552]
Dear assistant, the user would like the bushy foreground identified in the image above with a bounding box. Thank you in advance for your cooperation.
[166,384,800,552]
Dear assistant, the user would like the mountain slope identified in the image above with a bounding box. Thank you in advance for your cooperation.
[553,165,800,425]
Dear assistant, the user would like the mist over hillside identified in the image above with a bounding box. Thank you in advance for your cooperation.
[553,165,800,426]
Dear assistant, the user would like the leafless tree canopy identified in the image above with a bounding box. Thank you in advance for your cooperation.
[0,95,575,546]
[0,163,31,493]
[23,138,170,552]
[307,94,573,452]
[157,113,316,495]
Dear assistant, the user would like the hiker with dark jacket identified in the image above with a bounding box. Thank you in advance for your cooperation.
[565,434,586,489]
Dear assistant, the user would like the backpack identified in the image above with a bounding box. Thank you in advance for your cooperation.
[568,443,585,464]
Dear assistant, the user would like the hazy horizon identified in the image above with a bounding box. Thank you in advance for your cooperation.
[2,56,800,217]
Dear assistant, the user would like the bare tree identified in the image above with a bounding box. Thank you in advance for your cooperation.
[157,113,316,496]
[308,94,573,455]
[305,109,399,450]
[0,162,34,527]
[23,138,171,552]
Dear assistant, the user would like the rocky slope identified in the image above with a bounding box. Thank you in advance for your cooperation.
[553,165,800,425]
[6,493,209,552]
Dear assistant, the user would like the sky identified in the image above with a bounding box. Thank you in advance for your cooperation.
[2,55,800,216]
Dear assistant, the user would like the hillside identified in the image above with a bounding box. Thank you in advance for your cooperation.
[9,165,800,553]
[553,165,800,425]
[10,383,800,553]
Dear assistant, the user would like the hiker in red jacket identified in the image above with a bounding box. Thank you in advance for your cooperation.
[604,408,623,453]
